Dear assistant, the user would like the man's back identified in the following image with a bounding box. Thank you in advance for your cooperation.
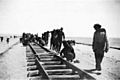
[93,28,108,51]
[94,30,106,43]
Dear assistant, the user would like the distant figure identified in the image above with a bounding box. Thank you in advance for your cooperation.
[60,40,75,62]
[6,38,10,44]
[14,36,16,38]
[0,37,3,42]
[38,37,45,46]
[42,31,49,45]
[92,24,109,71]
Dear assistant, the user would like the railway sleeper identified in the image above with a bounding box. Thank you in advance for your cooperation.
[43,64,67,70]
[26,57,36,61]
[26,47,32,52]
[36,53,54,56]
[34,49,45,53]
[33,48,44,50]
[35,50,45,53]
[27,62,36,66]
[28,76,42,80]
[46,69,73,75]
[41,61,62,65]
[27,65,37,71]
[27,70,40,77]
[39,58,59,61]
[38,55,54,58]
[27,59,36,62]
[49,74,80,80]
[32,47,42,50]
[26,54,35,58]
[31,46,41,48]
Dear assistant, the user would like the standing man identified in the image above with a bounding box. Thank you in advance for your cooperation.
[58,27,65,52]
[92,24,109,71]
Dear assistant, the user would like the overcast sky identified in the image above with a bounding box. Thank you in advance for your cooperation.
[0,0,120,37]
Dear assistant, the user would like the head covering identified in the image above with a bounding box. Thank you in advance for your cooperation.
[94,24,101,29]
[60,27,63,30]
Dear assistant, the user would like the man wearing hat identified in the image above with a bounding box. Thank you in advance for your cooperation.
[92,24,109,71]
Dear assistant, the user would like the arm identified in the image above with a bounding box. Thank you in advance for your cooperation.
[105,34,109,53]
[62,32,65,39]
[60,48,65,56]
[92,32,95,52]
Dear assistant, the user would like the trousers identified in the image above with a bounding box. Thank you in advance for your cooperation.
[94,50,104,69]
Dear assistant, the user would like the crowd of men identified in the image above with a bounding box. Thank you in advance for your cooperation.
[20,33,45,46]
[41,27,66,53]
[41,28,76,62]
[21,27,66,52]
[21,27,76,62]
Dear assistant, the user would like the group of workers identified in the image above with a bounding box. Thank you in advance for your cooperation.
[21,24,109,71]
[20,33,45,46]
[21,27,76,62]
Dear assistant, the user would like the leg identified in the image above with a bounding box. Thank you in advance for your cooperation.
[98,51,104,70]
[95,50,104,71]
[58,41,62,52]
[95,52,101,70]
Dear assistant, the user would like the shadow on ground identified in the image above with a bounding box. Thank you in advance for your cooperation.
[84,69,101,75]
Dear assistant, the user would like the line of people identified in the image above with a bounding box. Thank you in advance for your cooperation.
[21,27,76,62]
[20,33,45,46]
[0,37,13,44]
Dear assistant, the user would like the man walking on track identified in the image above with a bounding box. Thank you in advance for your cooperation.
[92,24,109,71]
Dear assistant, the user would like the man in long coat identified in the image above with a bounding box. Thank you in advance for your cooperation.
[92,24,109,71]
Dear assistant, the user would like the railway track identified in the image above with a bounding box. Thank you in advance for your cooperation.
[26,42,96,80]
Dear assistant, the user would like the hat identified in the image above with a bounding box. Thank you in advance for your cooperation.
[94,24,101,29]
[60,27,63,30]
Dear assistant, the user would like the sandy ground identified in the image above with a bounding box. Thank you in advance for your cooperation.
[73,44,120,80]
[0,39,27,80]
[46,38,120,80]
[45,42,120,80]
[0,38,19,54]
[0,38,120,80]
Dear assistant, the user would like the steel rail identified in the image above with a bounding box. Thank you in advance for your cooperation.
[35,42,96,80]
[28,43,50,79]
